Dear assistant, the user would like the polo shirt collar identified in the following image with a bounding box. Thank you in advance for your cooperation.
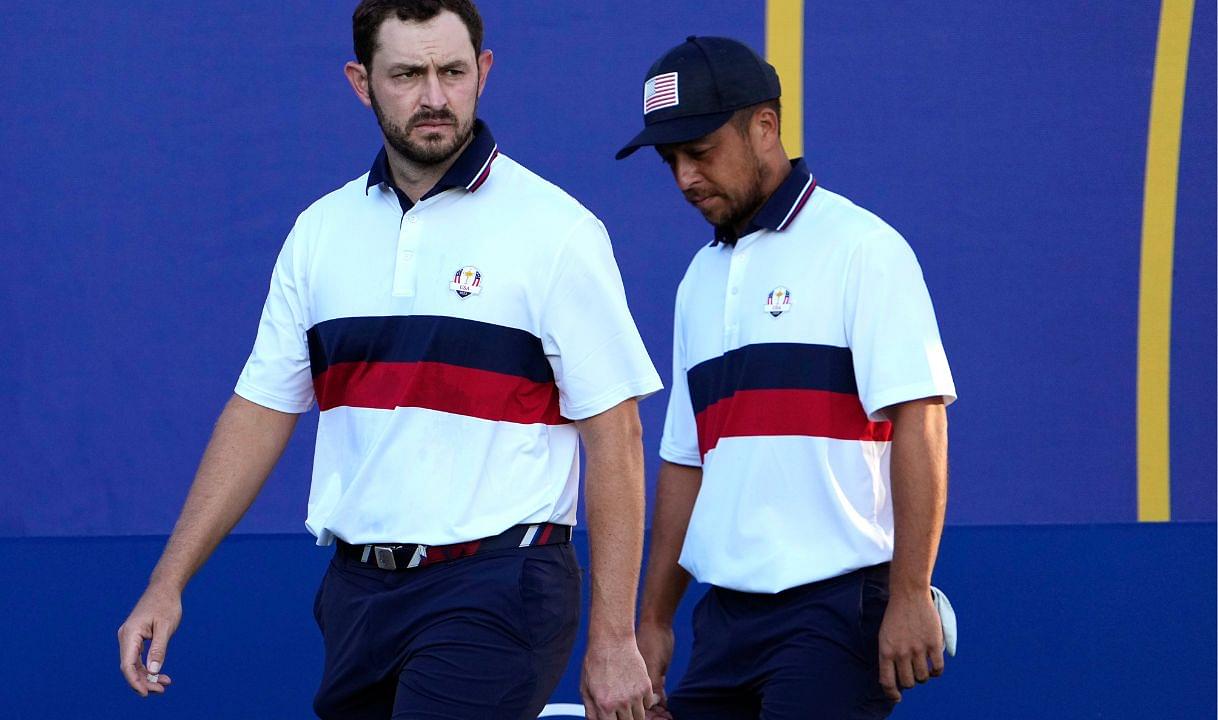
[713,157,818,246]
[365,119,500,212]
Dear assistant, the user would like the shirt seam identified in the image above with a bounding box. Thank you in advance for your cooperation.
[864,381,956,420]
[561,377,662,421]
[234,381,314,413]
[538,213,602,317]
[659,445,701,467]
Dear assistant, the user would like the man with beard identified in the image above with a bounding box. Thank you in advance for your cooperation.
[116,2,661,718]
[616,37,957,718]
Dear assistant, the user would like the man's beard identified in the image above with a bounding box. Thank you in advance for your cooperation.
[369,87,476,166]
[711,151,768,237]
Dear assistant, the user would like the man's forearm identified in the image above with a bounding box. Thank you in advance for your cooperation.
[577,401,646,641]
[149,394,298,592]
[639,461,701,625]
[886,398,948,596]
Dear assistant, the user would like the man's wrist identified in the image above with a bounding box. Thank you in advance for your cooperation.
[638,609,676,628]
[888,576,932,600]
[147,571,187,597]
[588,620,637,645]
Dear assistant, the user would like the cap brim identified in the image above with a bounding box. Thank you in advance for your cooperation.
[614,110,736,160]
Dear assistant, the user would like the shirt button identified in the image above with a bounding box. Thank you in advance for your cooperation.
[730,287,739,295]
[407,216,418,224]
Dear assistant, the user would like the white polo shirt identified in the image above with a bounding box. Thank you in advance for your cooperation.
[236,122,662,546]
[660,159,956,593]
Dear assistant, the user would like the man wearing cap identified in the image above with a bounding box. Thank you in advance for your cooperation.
[618,37,957,718]
[116,2,663,718]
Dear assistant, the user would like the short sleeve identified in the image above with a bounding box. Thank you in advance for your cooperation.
[659,281,701,466]
[844,229,956,421]
[540,216,663,420]
[234,227,316,413]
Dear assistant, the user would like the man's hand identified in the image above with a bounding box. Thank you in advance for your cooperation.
[636,620,674,719]
[877,589,946,702]
[117,583,182,697]
[581,636,654,720]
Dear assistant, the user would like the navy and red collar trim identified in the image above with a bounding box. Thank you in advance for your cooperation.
[365,119,500,212]
[713,158,817,246]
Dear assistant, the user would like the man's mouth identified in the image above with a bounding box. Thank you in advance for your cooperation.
[412,117,455,131]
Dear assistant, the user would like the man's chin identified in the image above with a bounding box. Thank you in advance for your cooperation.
[412,127,453,143]
[688,199,731,226]
[412,133,455,151]
[400,140,461,166]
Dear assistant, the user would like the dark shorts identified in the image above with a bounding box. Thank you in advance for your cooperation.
[668,564,895,720]
[312,542,581,720]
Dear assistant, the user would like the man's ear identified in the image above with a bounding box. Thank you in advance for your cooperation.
[344,61,373,109]
[476,49,494,97]
[752,106,781,152]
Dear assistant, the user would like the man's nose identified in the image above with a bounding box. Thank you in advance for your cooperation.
[673,157,700,193]
[420,71,446,109]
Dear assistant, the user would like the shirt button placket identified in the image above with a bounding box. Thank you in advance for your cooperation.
[393,212,422,297]
[724,245,748,347]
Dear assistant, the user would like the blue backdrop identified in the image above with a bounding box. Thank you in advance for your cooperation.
[0,1,1214,718]
[2,1,1213,534]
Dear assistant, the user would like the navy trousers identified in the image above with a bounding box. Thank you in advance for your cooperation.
[668,564,895,720]
[312,542,580,720]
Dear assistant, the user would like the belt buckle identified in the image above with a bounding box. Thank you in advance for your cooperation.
[373,546,397,570]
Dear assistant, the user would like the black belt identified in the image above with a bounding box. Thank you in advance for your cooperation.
[336,522,573,571]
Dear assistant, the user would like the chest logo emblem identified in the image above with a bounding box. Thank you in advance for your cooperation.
[765,286,792,317]
[450,266,482,298]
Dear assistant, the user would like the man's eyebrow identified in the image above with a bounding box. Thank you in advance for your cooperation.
[383,59,471,72]
[385,62,427,73]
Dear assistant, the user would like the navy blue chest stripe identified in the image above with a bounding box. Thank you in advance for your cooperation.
[686,342,858,416]
[306,315,554,383]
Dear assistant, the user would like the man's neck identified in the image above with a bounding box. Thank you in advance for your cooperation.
[383,133,476,204]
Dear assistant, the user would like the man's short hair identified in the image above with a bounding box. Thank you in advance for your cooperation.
[730,99,783,135]
[353,0,484,70]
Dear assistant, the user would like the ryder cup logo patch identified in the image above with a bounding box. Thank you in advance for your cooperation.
[450,266,482,298]
[643,72,679,114]
[765,286,792,316]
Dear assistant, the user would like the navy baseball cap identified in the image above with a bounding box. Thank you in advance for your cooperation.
[615,36,782,160]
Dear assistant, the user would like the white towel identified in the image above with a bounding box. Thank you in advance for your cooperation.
[930,585,957,656]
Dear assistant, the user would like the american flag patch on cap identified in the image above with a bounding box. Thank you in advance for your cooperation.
[643,72,679,114]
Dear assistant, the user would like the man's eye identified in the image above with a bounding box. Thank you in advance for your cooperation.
[445,69,464,76]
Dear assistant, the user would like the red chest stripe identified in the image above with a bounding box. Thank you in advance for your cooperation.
[314,360,569,425]
[695,388,891,459]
